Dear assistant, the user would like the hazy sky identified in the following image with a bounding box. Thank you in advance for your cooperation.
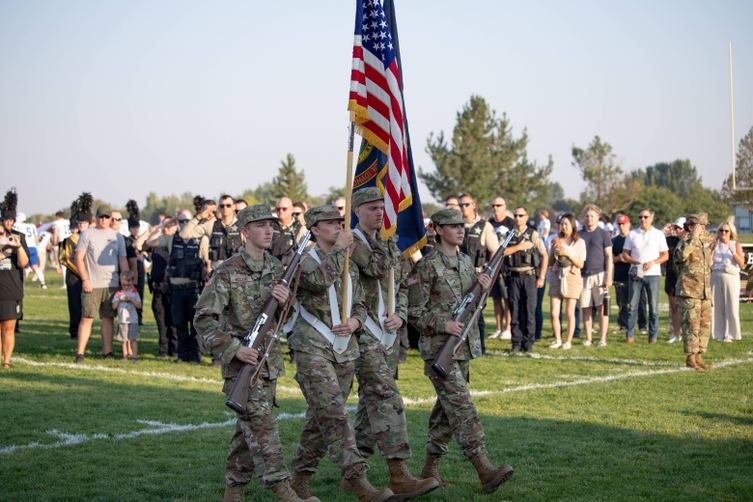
[1,0,752,216]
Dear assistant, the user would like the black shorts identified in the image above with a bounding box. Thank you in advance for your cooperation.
[490,274,507,299]
[0,299,23,321]
[665,274,677,297]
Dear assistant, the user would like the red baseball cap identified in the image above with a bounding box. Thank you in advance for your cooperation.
[616,215,630,224]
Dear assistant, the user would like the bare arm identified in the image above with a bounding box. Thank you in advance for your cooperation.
[604,247,613,288]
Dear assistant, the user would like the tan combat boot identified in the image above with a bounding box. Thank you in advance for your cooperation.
[419,453,451,489]
[223,484,245,502]
[386,458,440,500]
[695,353,714,370]
[291,471,314,500]
[686,354,702,370]
[271,479,321,502]
[349,475,394,502]
[469,451,514,495]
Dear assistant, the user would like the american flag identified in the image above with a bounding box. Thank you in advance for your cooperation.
[348,0,411,237]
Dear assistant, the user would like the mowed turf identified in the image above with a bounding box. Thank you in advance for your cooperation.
[2,272,753,502]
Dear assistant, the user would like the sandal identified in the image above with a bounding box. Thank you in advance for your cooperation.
[3,363,10,369]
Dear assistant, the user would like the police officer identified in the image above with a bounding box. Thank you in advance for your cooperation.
[194,204,319,502]
[674,212,714,370]
[408,208,513,494]
[271,197,306,266]
[502,206,548,353]
[180,194,242,271]
[342,187,438,500]
[288,205,394,502]
[457,193,498,354]
[147,209,209,363]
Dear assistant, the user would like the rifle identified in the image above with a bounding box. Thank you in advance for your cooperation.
[430,230,516,379]
[225,231,311,414]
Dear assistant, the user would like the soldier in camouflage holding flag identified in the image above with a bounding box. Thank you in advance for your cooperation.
[341,187,438,499]
[194,205,319,502]
[673,212,715,370]
[408,209,514,495]
[288,205,393,502]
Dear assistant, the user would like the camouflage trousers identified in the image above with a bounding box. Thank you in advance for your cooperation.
[424,359,485,459]
[678,297,712,356]
[225,377,289,490]
[353,337,411,460]
[292,351,368,480]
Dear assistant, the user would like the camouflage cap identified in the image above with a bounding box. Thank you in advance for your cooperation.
[305,205,344,229]
[237,204,280,227]
[685,212,708,225]
[431,208,465,226]
[351,186,384,209]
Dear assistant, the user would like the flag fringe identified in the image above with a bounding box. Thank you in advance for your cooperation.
[401,234,427,259]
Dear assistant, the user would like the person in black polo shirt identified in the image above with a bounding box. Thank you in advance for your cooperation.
[487,196,515,341]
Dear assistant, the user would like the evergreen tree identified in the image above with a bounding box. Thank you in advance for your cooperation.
[634,159,702,197]
[420,95,552,209]
[572,136,642,217]
[271,154,308,204]
[723,125,753,210]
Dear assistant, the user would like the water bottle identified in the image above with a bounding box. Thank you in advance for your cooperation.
[602,287,611,318]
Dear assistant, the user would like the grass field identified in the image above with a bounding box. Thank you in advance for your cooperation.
[2,271,753,502]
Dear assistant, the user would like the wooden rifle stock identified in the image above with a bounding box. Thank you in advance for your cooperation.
[430,230,515,379]
[225,231,310,414]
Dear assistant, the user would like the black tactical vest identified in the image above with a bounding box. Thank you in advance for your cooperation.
[460,219,489,268]
[167,235,205,281]
[503,227,541,269]
[209,220,242,262]
[271,219,302,266]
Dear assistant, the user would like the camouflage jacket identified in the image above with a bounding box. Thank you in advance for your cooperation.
[288,244,366,363]
[673,233,712,299]
[194,248,286,391]
[350,225,408,350]
[408,245,482,361]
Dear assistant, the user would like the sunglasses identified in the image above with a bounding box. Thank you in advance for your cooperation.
[112,217,122,222]
[276,207,291,211]
[458,202,473,207]
[178,219,190,224]
[514,214,527,218]
[491,204,505,208]
[336,206,344,211]
[292,212,302,217]
[638,215,651,219]
[719,229,730,233]
[98,215,111,219]
[219,204,234,208]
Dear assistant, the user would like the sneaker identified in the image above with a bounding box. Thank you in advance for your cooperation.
[667,336,681,343]
[549,341,562,349]
[74,354,84,363]
[640,328,648,334]
[100,352,115,359]
[132,357,138,362]
[597,340,607,347]
[723,338,733,343]
[615,326,626,333]
[489,330,502,339]
[40,283,47,289]
[582,340,592,347]
[500,330,512,340]
[561,342,572,350]
[510,346,522,354]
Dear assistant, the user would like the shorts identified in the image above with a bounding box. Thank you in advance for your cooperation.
[82,287,118,319]
[0,299,23,321]
[28,247,39,266]
[490,274,507,298]
[665,274,677,297]
[117,323,140,342]
[579,272,605,308]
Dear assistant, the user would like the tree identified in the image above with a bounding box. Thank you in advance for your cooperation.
[141,192,195,223]
[723,125,753,210]
[543,182,565,207]
[419,95,552,209]
[633,159,702,197]
[271,154,308,204]
[572,136,642,217]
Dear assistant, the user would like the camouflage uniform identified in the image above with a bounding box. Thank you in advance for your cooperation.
[673,213,713,357]
[407,211,485,460]
[350,219,411,460]
[288,207,369,481]
[193,206,289,491]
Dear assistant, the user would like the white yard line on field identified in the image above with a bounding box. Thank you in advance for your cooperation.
[484,351,683,367]
[0,407,356,455]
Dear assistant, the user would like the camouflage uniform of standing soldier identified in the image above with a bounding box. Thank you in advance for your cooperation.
[193,205,319,502]
[673,212,715,370]
[288,205,393,502]
[339,187,438,500]
[408,209,514,495]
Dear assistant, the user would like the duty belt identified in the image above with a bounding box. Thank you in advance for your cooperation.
[505,268,535,278]
[170,281,199,290]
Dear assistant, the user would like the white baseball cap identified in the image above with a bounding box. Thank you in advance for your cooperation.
[674,217,686,228]
[16,212,26,223]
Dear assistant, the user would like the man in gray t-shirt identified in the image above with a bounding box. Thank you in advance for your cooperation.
[74,205,128,363]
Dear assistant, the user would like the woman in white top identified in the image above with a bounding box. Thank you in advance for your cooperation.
[548,213,587,349]
[710,220,744,341]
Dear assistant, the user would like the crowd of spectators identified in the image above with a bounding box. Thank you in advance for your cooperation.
[0,188,747,369]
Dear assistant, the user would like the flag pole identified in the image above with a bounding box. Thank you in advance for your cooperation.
[342,112,356,320]
[729,42,737,190]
